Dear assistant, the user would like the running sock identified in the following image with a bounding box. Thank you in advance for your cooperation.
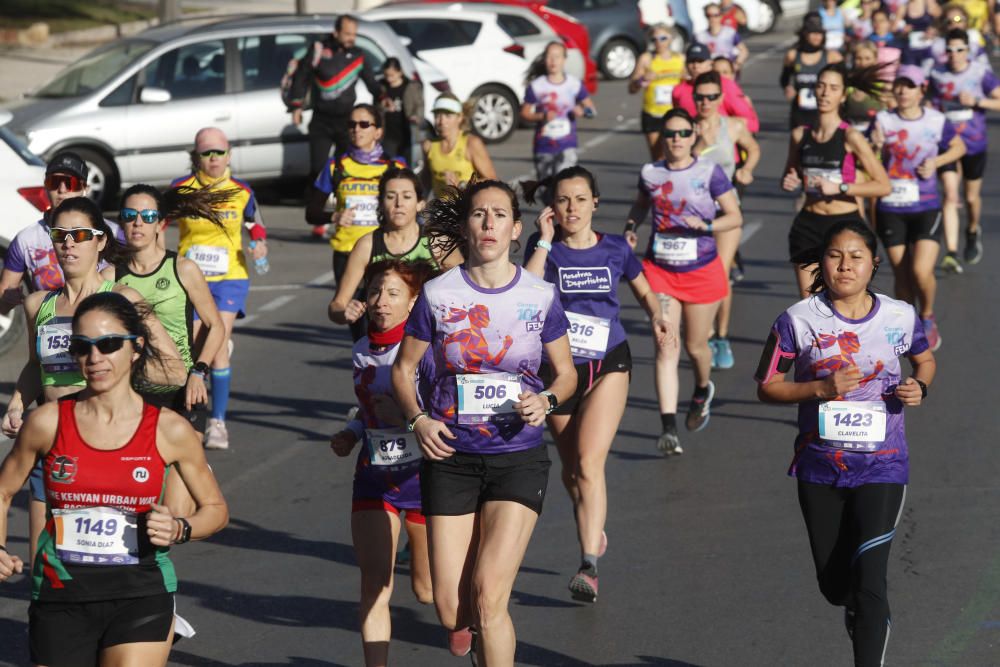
[582,554,598,574]
[660,413,677,431]
[210,368,231,421]
[693,384,710,400]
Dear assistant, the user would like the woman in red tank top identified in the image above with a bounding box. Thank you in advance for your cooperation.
[0,291,228,667]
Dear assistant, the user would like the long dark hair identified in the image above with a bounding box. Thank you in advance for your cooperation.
[72,291,168,389]
[804,218,880,294]
[525,41,566,85]
[51,197,129,266]
[521,164,600,204]
[819,62,894,105]
[423,179,522,259]
[119,183,232,228]
[377,166,425,228]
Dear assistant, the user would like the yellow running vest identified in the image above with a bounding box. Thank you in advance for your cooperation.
[643,53,685,118]
[427,134,476,198]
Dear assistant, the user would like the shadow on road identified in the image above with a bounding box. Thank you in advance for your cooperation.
[203,517,357,567]
[169,649,349,666]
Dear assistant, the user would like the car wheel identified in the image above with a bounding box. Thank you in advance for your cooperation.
[0,249,25,357]
[599,39,639,79]
[71,147,120,209]
[747,0,778,33]
[471,86,518,144]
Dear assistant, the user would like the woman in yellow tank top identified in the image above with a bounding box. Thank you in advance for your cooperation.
[629,24,686,160]
[421,93,497,198]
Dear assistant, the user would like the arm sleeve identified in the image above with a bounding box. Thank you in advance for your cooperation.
[313,159,336,194]
[754,312,798,384]
[540,290,570,344]
[5,237,26,273]
[404,290,435,342]
[243,192,267,241]
[724,79,760,132]
[345,418,365,440]
[709,164,735,198]
[288,43,317,109]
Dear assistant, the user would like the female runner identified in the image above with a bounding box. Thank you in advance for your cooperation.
[524,166,671,602]
[781,63,891,298]
[391,181,576,664]
[625,108,742,455]
[870,65,965,350]
[630,24,686,160]
[330,259,437,666]
[755,219,935,667]
[0,291,228,667]
[781,14,844,130]
[422,93,497,199]
[328,166,462,327]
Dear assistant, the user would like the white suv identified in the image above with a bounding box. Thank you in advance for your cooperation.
[365,2,587,143]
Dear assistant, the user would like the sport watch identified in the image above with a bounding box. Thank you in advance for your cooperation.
[175,518,192,545]
[914,379,928,398]
[190,362,211,379]
[839,183,850,195]
[540,390,558,415]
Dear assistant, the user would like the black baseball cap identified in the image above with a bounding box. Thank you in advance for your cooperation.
[46,152,89,180]
[686,43,711,61]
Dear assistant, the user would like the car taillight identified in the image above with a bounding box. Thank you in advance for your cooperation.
[18,187,49,212]
[503,44,525,57]
[431,80,452,92]
[411,70,422,84]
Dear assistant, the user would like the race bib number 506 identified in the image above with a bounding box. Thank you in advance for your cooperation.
[456,372,521,424]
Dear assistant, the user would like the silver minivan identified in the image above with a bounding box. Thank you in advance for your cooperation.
[0,15,447,206]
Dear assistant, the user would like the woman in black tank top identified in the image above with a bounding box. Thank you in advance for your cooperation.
[781,13,845,130]
[781,62,891,297]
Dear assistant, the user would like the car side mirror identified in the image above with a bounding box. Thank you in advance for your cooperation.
[139,87,172,104]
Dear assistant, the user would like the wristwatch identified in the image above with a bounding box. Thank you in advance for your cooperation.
[540,390,558,415]
[175,518,192,545]
[190,361,210,379]
[839,183,850,195]
[913,379,928,398]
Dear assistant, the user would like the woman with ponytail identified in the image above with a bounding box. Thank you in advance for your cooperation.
[781,62,891,298]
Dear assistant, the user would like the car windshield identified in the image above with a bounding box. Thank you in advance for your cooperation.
[0,126,45,167]
[34,40,156,98]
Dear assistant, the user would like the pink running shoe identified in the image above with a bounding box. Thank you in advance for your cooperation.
[448,627,473,657]
[569,567,598,602]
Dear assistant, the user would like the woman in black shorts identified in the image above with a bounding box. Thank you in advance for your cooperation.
[782,62,890,297]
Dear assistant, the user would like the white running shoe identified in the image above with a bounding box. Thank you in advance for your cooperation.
[204,419,229,450]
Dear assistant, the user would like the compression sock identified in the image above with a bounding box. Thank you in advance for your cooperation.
[210,368,231,421]
[582,554,599,574]
[693,384,710,400]
[660,413,677,431]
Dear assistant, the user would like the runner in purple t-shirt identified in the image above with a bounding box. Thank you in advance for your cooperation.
[755,219,935,667]
[871,64,966,351]
[520,42,596,182]
[522,166,672,603]
[391,180,575,662]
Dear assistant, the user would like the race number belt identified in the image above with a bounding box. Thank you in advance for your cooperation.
[37,322,75,373]
[653,233,699,265]
[456,372,521,424]
[883,179,920,206]
[366,429,422,467]
[345,195,378,226]
[52,506,139,566]
[187,245,229,276]
[817,400,887,452]
[542,118,572,139]
[566,311,611,359]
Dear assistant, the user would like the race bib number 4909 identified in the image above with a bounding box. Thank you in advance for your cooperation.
[52,506,139,566]
[456,372,521,424]
[818,401,888,451]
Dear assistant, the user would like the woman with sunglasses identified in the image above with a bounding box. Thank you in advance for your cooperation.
[392,180,576,663]
[696,3,749,70]
[692,71,759,371]
[930,5,988,65]
[3,197,188,568]
[307,104,408,342]
[422,93,497,199]
[0,290,229,667]
[115,184,228,419]
[521,41,597,181]
[173,126,268,451]
[781,13,844,130]
[523,166,671,602]
[630,24,685,160]
[754,219,935,667]
[624,108,742,455]
[781,63,891,298]
[328,166,462,328]
[330,259,437,666]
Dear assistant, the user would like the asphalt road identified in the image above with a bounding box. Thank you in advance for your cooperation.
[2,18,999,666]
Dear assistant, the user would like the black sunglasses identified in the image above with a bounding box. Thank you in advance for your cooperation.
[120,208,161,224]
[349,120,376,129]
[663,129,694,139]
[68,334,138,357]
[694,92,722,102]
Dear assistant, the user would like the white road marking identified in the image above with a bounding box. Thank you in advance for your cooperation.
[258,295,297,312]
[740,221,763,245]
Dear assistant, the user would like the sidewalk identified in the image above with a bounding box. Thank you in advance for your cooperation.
[0,0,359,101]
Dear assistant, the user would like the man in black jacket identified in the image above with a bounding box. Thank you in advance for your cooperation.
[289,15,384,181]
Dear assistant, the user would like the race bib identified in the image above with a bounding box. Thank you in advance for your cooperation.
[37,322,74,373]
[817,401,888,451]
[945,108,973,123]
[456,372,521,424]
[908,30,931,49]
[804,168,843,194]
[798,87,817,110]
[566,311,611,359]
[542,117,572,139]
[345,195,379,226]
[654,83,674,106]
[883,179,920,206]
[52,506,139,566]
[826,30,845,51]
[653,233,698,264]
[366,429,422,467]
[187,245,229,276]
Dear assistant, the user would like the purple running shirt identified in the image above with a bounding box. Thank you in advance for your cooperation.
[524,74,589,155]
[928,61,999,156]
[874,108,957,213]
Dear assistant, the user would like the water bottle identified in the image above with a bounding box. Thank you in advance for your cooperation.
[248,241,269,275]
